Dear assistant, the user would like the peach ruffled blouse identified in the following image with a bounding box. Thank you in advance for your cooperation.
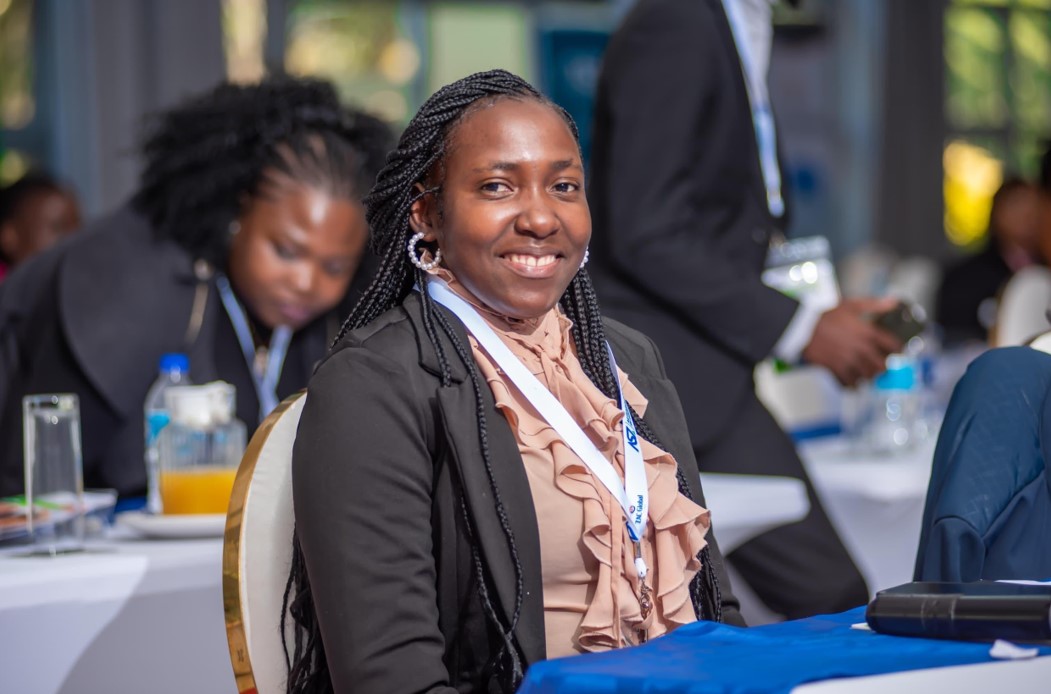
[431,270,711,658]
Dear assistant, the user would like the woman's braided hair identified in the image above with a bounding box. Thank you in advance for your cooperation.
[132,75,392,267]
[284,69,723,693]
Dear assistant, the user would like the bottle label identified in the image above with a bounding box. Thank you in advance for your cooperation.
[146,411,171,445]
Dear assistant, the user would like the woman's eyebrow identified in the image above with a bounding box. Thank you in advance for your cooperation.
[471,159,582,173]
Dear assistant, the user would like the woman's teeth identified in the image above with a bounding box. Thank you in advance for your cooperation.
[507,254,556,267]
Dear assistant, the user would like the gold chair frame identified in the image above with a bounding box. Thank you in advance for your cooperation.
[223,391,305,694]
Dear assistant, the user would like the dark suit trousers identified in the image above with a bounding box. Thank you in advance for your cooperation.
[696,395,869,619]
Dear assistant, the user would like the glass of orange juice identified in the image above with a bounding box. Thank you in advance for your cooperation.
[158,383,245,515]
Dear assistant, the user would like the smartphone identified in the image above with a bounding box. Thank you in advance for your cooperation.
[873,302,926,343]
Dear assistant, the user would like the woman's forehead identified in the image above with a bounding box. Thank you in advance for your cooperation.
[444,99,579,164]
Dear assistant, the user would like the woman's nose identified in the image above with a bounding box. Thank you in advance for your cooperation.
[515,190,559,238]
[290,263,317,294]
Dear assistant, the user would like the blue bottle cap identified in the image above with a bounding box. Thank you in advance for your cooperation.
[158,353,189,373]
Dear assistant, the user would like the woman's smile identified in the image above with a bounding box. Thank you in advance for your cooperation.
[411,98,591,320]
[502,251,563,277]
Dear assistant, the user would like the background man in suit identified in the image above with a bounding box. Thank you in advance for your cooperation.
[588,0,902,618]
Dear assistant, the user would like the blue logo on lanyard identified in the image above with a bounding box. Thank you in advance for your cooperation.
[625,415,640,452]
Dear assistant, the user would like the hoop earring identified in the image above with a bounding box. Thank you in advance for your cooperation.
[407,231,442,271]
[579,248,590,270]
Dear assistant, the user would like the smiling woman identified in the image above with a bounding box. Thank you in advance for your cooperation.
[287,69,745,694]
[0,76,392,501]
[410,98,591,320]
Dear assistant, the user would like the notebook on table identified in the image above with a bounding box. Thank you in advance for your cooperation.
[866,580,1051,643]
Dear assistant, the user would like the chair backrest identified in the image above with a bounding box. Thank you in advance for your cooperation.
[224,391,306,694]
[993,266,1051,347]
[914,347,1051,582]
[1029,330,1051,356]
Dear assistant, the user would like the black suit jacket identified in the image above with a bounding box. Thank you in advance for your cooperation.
[588,0,798,450]
[292,292,744,694]
[0,205,332,497]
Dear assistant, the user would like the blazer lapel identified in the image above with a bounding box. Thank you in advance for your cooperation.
[629,373,708,502]
[406,293,546,666]
[436,386,546,666]
[606,332,708,505]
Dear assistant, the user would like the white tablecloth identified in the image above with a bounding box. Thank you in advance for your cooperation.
[4,505,1049,694]
[700,472,811,553]
[0,537,233,694]
[799,435,937,595]
[794,655,1051,693]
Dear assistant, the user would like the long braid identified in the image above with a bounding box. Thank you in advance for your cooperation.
[429,295,526,677]
[286,69,720,694]
[288,70,549,693]
[560,269,723,622]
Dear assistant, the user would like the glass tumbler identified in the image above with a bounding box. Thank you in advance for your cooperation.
[23,393,85,554]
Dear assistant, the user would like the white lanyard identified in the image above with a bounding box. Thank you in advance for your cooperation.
[721,0,785,217]
[427,278,650,579]
[215,274,292,424]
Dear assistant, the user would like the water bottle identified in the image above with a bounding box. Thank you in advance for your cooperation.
[863,354,922,455]
[159,382,245,515]
[144,353,191,513]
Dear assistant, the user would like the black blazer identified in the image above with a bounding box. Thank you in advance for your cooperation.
[588,0,798,450]
[292,292,744,694]
[0,206,332,498]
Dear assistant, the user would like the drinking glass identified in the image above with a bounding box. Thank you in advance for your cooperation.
[23,393,85,554]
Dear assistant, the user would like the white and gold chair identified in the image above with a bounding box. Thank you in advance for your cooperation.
[993,266,1051,347]
[223,391,307,694]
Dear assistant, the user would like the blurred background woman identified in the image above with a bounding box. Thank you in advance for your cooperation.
[0,76,391,500]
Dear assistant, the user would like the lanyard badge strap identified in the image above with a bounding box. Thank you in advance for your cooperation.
[426,278,650,578]
[215,274,292,423]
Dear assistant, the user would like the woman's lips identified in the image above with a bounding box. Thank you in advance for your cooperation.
[502,253,562,278]
[276,303,313,325]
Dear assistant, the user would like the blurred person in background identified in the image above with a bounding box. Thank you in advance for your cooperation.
[0,171,81,281]
[936,177,1041,346]
[588,0,902,619]
[991,151,1051,346]
[0,76,391,500]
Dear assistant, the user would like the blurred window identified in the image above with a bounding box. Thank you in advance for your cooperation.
[281,0,535,126]
[223,0,268,84]
[425,2,532,96]
[945,0,1051,249]
[0,0,35,184]
[285,0,418,125]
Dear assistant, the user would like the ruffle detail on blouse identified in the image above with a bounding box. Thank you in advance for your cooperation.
[468,304,711,652]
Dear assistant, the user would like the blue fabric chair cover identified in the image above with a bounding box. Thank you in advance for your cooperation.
[914,346,1051,582]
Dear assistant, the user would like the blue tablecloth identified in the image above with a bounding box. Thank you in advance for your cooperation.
[518,606,1051,694]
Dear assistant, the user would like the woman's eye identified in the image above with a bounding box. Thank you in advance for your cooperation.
[553,181,580,194]
[274,244,297,260]
[481,181,510,193]
[322,262,351,277]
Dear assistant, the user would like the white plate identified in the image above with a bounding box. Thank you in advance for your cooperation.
[0,490,118,541]
[116,511,226,539]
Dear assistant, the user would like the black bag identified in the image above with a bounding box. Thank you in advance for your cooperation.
[866,581,1051,643]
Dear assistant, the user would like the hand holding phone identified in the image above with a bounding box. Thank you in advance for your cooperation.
[872,302,927,344]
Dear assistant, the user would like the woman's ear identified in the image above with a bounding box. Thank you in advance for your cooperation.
[408,182,438,240]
